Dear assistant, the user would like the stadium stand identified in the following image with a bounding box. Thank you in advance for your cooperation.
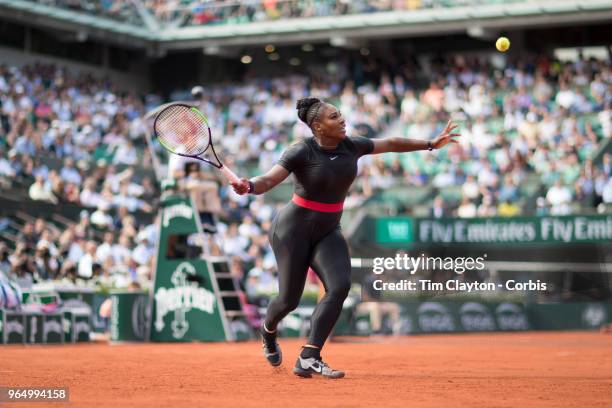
[0,1,611,305]
[142,0,527,28]
[25,0,143,24]
[1,53,611,300]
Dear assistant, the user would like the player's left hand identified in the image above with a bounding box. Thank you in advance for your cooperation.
[431,119,461,149]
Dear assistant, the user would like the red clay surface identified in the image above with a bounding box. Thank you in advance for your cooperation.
[1,332,611,407]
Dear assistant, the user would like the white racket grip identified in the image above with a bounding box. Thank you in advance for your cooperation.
[220,165,240,184]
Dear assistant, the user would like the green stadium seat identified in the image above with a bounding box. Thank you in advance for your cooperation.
[519,174,543,198]
[92,144,116,164]
[412,204,433,217]
[362,185,432,215]
[438,185,463,203]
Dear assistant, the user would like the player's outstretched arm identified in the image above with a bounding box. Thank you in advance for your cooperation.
[370,119,461,154]
[230,165,290,195]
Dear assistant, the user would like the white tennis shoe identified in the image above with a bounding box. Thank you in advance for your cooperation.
[293,356,345,379]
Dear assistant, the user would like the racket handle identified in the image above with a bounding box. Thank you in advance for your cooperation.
[219,165,240,184]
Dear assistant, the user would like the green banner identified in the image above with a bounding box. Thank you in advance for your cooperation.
[349,300,611,334]
[397,301,530,333]
[527,302,612,330]
[150,195,229,342]
[375,215,612,245]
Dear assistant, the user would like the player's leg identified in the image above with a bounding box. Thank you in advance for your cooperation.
[264,230,311,331]
[261,216,311,366]
[307,228,351,348]
[294,228,350,379]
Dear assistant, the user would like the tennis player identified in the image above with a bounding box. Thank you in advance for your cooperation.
[232,97,460,378]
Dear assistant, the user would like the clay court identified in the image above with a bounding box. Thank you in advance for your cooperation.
[1,331,611,407]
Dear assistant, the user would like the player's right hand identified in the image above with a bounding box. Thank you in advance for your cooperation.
[231,178,250,195]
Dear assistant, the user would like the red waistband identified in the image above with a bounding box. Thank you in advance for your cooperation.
[292,194,344,213]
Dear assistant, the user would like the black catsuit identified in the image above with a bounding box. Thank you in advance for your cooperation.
[265,135,374,347]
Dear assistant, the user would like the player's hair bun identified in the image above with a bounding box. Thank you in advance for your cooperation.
[296,97,322,125]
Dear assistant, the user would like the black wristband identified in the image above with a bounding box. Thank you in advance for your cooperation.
[247,180,255,194]
[427,141,433,151]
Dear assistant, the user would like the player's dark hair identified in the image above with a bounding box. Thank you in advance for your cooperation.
[296,97,324,128]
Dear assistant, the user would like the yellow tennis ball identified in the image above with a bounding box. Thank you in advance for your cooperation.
[496,37,510,52]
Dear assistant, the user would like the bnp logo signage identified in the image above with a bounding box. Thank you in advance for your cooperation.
[154,262,216,339]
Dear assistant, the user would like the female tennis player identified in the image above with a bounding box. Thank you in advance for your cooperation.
[231,97,460,378]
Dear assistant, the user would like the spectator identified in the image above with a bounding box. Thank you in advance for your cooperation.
[96,232,115,266]
[91,201,114,229]
[457,196,477,218]
[430,196,447,219]
[29,175,58,204]
[602,178,612,204]
[498,199,521,217]
[60,157,82,186]
[546,180,572,215]
[477,194,497,217]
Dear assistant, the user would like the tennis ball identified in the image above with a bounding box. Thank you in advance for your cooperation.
[496,37,510,52]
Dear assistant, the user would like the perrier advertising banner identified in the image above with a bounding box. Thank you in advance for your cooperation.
[150,194,229,342]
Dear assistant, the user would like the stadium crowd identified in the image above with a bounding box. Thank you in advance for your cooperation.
[393,55,612,217]
[1,52,611,296]
[0,63,160,290]
[30,0,527,28]
[32,0,142,24]
[143,0,525,27]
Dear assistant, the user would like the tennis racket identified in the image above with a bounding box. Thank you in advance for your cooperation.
[153,103,240,184]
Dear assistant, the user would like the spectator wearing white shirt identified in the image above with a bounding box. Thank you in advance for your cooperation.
[477,162,499,189]
[546,180,572,215]
[0,154,16,180]
[555,82,576,111]
[67,238,85,264]
[77,241,98,279]
[223,223,249,258]
[113,139,138,165]
[457,196,477,218]
[537,111,558,142]
[96,232,115,265]
[112,235,133,267]
[91,201,114,229]
[113,184,151,213]
[462,175,479,200]
[132,234,154,266]
[602,178,612,204]
[29,175,58,204]
[80,177,102,208]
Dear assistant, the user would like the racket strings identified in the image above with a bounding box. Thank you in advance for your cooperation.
[155,105,210,156]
